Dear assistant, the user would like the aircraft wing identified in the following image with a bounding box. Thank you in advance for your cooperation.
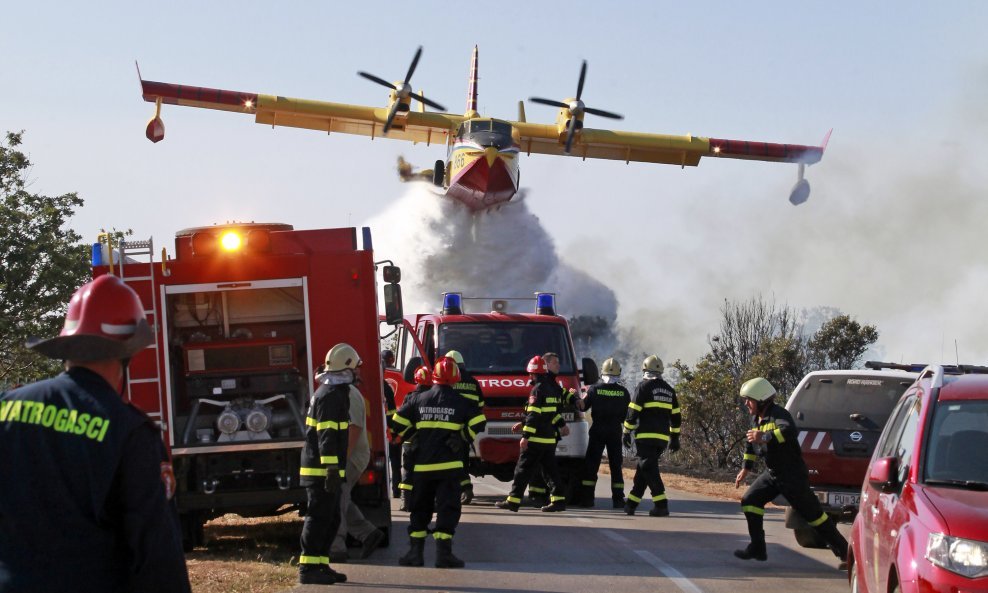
[140,79,464,146]
[511,121,828,167]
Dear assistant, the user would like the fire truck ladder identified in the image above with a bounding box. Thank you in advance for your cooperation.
[118,238,166,430]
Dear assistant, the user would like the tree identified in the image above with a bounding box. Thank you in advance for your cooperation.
[0,131,90,387]
[807,314,879,370]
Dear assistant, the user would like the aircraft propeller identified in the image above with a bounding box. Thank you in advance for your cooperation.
[530,60,623,154]
[358,46,446,133]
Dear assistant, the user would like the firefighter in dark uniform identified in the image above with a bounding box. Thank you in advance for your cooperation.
[397,365,433,512]
[527,351,582,506]
[381,350,402,499]
[623,355,681,517]
[392,357,486,568]
[578,357,631,508]
[297,343,359,585]
[734,377,848,566]
[496,355,569,513]
[445,350,485,505]
[0,274,191,593]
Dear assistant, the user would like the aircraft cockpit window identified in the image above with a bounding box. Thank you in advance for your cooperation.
[491,121,512,136]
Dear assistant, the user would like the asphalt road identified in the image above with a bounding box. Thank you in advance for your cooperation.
[289,475,850,593]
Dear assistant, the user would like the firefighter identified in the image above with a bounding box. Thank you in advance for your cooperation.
[578,357,631,508]
[297,343,358,585]
[397,365,433,512]
[329,360,386,562]
[445,349,485,505]
[527,351,582,506]
[496,355,569,513]
[622,355,680,517]
[392,357,486,568]
[734,377,848,567]
[382,350,402,499]
[0,274,191,593]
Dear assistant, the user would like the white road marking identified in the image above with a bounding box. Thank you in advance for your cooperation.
[601,529,628,543]
[634,549,705,593]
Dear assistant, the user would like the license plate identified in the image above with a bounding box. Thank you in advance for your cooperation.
[828,492,859,508]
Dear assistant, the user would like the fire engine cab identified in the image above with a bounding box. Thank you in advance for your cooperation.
[384,292,599,495]
[92,223,403,550]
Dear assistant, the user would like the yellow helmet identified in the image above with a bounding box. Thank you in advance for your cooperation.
[642,355,664,374]
[740,377,776,402]
[445,350,465,365]
[601,358,622,376]
[325,343,361,372]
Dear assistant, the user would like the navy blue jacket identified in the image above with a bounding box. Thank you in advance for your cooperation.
[0,367,190,593]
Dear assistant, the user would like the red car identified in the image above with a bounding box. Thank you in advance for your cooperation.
[848,365,988,592]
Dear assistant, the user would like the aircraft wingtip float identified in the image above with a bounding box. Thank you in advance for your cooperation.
[138,46,830,209]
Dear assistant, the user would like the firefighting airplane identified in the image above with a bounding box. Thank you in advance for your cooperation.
[139,46,830,210]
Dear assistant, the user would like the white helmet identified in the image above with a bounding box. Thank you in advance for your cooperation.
[642,355,663,374]
[601,358,622,376]
[740,377,776,402]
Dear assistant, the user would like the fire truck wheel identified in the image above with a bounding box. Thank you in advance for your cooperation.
[181,512,205,552]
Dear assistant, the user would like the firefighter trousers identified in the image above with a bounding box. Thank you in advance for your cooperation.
[389,442,402,497]
[408,473,462,539]
[583,428,625,497]
[741,469,848,558]
[509,443,564,503]
[300,486,343,566]
[628,440,667,505]
[399,442,416,494]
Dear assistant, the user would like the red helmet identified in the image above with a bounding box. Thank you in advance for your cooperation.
[413,365,433,386]
[27,274,153,361]
[527,355,548,375]
[432,356,461,385]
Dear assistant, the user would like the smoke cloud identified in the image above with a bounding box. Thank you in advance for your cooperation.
[367,184,618,323]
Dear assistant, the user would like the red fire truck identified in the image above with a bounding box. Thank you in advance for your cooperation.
[92,223,402,550]
[383,293,599,494]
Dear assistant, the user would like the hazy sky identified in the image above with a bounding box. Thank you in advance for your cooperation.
[4,1,987,366]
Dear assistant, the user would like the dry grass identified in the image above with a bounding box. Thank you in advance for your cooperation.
[187,511,301,593]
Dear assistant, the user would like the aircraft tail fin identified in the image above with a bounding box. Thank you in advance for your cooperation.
[465,45,479,117]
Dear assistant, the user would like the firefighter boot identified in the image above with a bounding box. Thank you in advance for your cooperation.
[541,499,566,512]
[460,484,474,505]
[624,499,639,516]
[398,538,425,567]
[612,493,625,509]
[435,538,465,569]
[494,499,519,512]
[579,489,596,508]
[298,565,346,585]
[815,517,849,569]
[648,499,670,517]
[734,512,767,561]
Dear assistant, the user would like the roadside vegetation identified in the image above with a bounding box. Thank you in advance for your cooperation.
[0,131,90,388]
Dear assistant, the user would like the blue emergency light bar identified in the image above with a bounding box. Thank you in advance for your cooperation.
[442,292,463,315]
[535,292,556,315]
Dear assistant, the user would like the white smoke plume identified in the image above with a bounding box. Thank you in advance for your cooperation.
[367,184,618,324]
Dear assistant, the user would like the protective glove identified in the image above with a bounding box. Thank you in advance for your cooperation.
[622,432,633,449]
[446,432,465,455]
[324,470,342,494]
[669,435,681,453]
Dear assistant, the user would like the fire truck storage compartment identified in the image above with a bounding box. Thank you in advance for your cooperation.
[165,282,309,447]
